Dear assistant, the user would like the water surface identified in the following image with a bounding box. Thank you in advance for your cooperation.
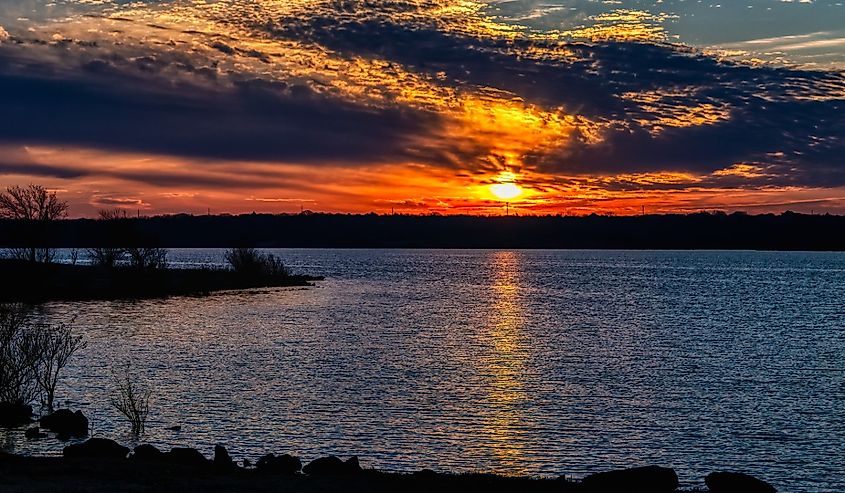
[1,249,843,491]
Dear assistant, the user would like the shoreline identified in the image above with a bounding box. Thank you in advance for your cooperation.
[0,439,778,493]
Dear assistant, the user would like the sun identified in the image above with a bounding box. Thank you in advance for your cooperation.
[490,182,523,200]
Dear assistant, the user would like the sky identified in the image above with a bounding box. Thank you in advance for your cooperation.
[0,0,843,216]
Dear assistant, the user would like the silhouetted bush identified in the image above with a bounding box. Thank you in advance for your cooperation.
[0,304,84,410]
[225,248,289,277]
[33,324,86,412]
[125,247,168,270]
[0,304,40,405]
[110,366,151,436]
[88,247,126,268]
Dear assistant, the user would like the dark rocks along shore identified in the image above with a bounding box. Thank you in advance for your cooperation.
[0,437,779,493]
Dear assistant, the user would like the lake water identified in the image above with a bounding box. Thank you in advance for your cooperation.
[1,249,844,491]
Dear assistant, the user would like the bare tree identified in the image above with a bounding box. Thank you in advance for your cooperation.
[87,247,125,267]
[69,248,80,266]
[0,185,69,263]
[0,305,40,405]
[33,323,86,412]
[110,366,151,435]
[125,248,168,270]
[88,209,131,267]
[98,209,126,221]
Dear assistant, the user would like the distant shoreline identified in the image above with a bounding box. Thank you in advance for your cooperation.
[2,212,843,251]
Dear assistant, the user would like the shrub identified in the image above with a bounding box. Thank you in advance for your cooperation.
[0,304,83,410]
[225,248,289,277]
[109,366,151,436]
[88,247,126,268]
[33,323,86,412]
[125,247,168,270]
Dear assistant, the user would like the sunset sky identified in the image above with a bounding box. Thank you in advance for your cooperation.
[0,0,843,216]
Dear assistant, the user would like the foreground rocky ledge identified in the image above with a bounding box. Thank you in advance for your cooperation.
[0,438,777,493]
[0,260,323,302]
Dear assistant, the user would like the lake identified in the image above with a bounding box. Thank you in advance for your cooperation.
[1,249,843,491]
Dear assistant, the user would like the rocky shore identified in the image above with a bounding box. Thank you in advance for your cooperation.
[0,437,778,493]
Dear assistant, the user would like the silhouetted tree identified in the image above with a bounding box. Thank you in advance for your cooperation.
[69,248,80,266]
[0,305,40,405]
[98,209,126,221]
[125,248,168,270]
[0,185,68,263]
[33,323,86,412]
[0,305,85,411]
[87,209,129,267]
[87,247,125,268]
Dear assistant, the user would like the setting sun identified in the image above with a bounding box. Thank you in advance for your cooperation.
[490,182,523,200]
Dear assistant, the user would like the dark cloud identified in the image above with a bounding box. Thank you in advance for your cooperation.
[0,43,444,168]
[248,5,845,185]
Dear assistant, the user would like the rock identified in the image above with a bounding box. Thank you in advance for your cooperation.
[0,402,33,428]
[581,465,678,492]
[243,458,252,468]
[256,453,302,474]
[132,444,165,462]
[25,426,47,439]
[40,409,88,438]
[706,472,777,493]
[165,447,209,467]
[166,425,182,431]
[63,438,130,460]
[213,444,237,470]
[303,455,362,475]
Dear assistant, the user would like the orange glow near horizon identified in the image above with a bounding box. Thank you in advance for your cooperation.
[5,143,845,217]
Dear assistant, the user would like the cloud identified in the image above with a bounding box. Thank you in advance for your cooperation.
[90,195,150,208]
[0,48,445,168]
[254,6,845,186]
[0,0,843,199]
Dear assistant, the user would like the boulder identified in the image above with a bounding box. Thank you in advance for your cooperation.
[213,444,237,470]
[706,472,777,493]
[0,402,33,428]
[40,409,88,438]
[346,456,361,471]
[25,426,46,439]
[303,455,362,475]
[165,447,209,467]
[581,465,678,492]
[132,444,165,462]
[63,438,130,460]
[255,453,302,474]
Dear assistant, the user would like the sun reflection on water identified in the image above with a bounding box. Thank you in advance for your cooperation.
[482,251,528,474]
